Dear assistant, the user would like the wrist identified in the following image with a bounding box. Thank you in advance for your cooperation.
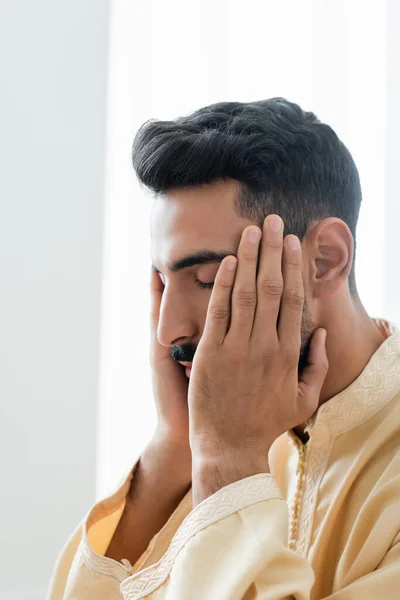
[152,426,190,454]
[155,419,191,444]
[135,434,192,491]
[192,451,270,506]
[149,431,191,462]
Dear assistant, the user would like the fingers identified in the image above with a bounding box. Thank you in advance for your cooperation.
[252,215,284,340]
[228,226,261,340]
[278,235,304,356]
[298,328,329,404]
[202,256,237,345]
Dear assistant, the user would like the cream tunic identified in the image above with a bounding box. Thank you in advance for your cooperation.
[48,321,400,599]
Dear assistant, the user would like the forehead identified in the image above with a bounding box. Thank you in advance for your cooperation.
[150,180,255,263]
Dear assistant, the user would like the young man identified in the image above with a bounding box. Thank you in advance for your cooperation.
[48,99,400,599]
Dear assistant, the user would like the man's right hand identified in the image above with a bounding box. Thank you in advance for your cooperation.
[150,268,191,452]
[105,270,192,567]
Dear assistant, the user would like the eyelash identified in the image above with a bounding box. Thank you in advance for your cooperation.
[158,274,214,290]
[196,279,214,290]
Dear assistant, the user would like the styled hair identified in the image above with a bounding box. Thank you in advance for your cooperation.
[132,98,362,292]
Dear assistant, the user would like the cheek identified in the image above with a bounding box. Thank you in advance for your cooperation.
[193,290,212,335]
[163,282,211,331]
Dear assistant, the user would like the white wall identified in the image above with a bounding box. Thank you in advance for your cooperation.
[0,1,110,598]
[98,0,388,498]
[384,0,400,325]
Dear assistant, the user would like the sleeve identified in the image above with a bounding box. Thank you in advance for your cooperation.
[119,474,400,600]
[119,473,314,600]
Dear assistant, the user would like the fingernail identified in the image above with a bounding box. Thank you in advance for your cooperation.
[288,236,300,250]
[268,216,282,232]
[248,228,261,243]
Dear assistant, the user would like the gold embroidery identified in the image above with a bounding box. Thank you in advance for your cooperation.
[287,431,307,551]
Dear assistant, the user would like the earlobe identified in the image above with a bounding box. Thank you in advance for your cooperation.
[309,218,353,298]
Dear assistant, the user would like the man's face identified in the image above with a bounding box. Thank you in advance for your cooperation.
[150,180,314,376]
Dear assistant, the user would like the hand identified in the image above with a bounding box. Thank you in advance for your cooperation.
[188,215,328,504]
[150,269,191,454]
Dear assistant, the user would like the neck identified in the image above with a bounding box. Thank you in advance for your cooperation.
[319,295,386,405]
[295,293,387,440]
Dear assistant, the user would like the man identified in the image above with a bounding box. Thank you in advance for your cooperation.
[48,98,400,599]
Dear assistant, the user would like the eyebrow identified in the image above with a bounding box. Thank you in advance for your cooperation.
[152,250,235,274]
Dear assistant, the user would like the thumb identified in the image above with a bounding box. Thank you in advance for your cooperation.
[298,328,329,402]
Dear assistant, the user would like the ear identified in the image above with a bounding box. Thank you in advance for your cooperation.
[305,218,354,299]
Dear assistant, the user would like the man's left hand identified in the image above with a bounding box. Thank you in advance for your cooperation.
[188,215,328,505]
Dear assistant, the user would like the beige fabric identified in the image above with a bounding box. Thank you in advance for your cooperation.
[48,320,400,599]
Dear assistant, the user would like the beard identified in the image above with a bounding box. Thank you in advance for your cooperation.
[296,296,315,373]
[171,296,315,372]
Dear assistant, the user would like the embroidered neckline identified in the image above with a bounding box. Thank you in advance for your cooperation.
[294,323,400,556]
[80,513,134,582]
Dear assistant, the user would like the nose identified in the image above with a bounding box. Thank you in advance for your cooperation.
[157,287,198,348]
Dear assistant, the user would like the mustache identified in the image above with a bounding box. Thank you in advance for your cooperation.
[171,343,197,363]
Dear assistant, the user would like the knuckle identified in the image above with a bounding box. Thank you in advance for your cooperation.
[285,287,304,309]
[288,254,302,266]
[218,277,233,290]
[266,238,283,249]
[209,303,229,321]
[261,274,283,297]
[236,288,257,307]
[241,249,257,262]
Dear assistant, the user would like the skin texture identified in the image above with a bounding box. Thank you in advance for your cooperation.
[106,178,386,563]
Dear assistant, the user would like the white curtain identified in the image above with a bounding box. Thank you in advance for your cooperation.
[97,0,389,497]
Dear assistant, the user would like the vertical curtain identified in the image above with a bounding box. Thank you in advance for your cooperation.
[98,0,388,498]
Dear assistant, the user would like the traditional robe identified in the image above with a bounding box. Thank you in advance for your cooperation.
[48,320,400,599]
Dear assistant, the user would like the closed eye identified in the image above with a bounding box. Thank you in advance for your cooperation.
[196,279,214,290]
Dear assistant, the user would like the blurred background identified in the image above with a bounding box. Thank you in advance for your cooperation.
[1,1,399,598]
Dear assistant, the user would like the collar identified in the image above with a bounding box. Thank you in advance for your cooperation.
[304,321,400,439]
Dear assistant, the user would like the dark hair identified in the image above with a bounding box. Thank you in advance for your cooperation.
[132,98,362,292]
